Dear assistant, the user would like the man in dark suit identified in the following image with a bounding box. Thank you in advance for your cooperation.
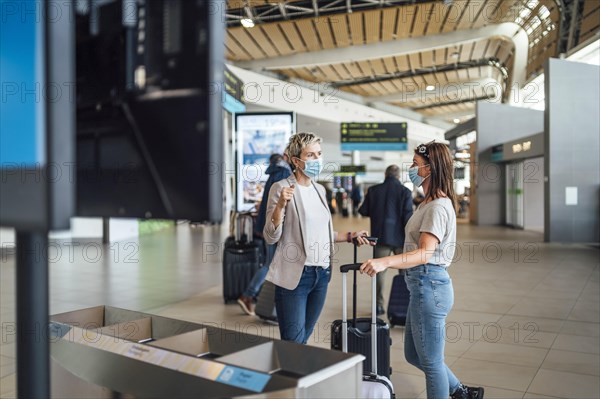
[358,165,413,315]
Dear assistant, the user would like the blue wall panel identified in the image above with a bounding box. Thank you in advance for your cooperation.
[0,0,45,166]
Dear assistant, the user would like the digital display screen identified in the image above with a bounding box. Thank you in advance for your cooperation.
[340,122,407,151]
[235,112,295,211]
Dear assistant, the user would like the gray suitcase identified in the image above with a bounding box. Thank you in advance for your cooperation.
[340,263,395,399]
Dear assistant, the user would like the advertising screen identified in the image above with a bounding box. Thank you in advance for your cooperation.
[235,112,295,211]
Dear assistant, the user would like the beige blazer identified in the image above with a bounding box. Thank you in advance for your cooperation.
[263,175,335,290]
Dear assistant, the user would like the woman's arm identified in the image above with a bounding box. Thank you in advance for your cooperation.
[359,232,439,276]
[263,184,285,245]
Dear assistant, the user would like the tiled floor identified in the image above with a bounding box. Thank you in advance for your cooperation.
[0,216,599,398]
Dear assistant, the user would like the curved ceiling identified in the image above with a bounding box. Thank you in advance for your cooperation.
[225,0,600,124]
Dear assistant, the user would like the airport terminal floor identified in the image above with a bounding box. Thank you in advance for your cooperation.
[1,215,598,399]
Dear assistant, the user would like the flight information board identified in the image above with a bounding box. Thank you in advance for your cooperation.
[340,165,366,175]
[341,122,407,151]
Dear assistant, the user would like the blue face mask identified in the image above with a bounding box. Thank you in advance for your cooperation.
[408,165,430,187]
[296,157,323,179]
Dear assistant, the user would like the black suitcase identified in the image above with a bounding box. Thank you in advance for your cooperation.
[334,254,394,398]
[222,239,262,304]
[387,272,410,327]
[331,239,392,379]
[235,212,266,266]
[331,318,391,377]
[255,280,277,323]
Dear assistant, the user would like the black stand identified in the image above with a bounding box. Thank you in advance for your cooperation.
[103,217,110,244]
[16,231,49,399]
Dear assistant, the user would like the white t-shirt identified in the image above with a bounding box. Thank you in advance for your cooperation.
[297,183,331,267]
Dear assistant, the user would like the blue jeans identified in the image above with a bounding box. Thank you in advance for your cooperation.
[404,264,460,399]
[275,266,331,344]
[243,244,276,298]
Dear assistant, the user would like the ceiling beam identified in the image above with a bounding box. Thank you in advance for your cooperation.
[236,24,522,71]
[367,101,454,130]
[428,109,478,122]
[234,22,529,96]
[278,3,288,19]
[411,95,493,111]
[368,77,502,104]
[226,64,447,141]
[226,0,410,26]
[332,58,507,88]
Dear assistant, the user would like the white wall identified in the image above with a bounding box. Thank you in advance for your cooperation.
[228,65,445,146]
[0,228,15,248]
[49,217,103,239]
[245,103,424,184]
[545,59,600,242]
[48,217,138,242]
[2,217,139,247]
[476,102,545,225]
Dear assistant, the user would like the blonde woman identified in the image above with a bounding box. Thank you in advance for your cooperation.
[264,132,371,344]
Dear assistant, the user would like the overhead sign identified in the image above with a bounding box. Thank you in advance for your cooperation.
[490,133,544,163]
[340,122,407,151]
[503,133,543,161]
[340,165,366,175]
[333,172,356,177]
[491,144,504,162]
[223,66,245,113]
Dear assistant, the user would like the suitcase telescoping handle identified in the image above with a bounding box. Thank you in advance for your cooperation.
[340,237,379,375]
[349,237,378,326]
[349,237,378,329]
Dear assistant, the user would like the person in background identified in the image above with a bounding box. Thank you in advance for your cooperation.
[335,189,347,217]
[359,142,484,399]
[358,165,413,315]
[237,153,291,316]
[264,132,372,344]
[322,182,336,214]
[459,195,470,218]
[351,181,363,216]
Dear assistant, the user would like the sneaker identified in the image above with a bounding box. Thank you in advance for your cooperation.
[237,296,255,316]
[451,384,484,399]
[376,305,385,316]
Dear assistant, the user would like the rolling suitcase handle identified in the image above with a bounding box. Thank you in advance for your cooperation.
[340,236,379,375]
[350,236,378,328]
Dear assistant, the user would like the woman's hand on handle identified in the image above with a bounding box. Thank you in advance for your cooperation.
[359,258,388,277]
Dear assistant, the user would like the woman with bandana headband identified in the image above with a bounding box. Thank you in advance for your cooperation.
[263,132,373,344]
[360,141,484,399]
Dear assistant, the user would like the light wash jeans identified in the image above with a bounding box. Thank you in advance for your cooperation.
[275,266,331,344]
[404,264,461,399]
[243,244,276,298]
